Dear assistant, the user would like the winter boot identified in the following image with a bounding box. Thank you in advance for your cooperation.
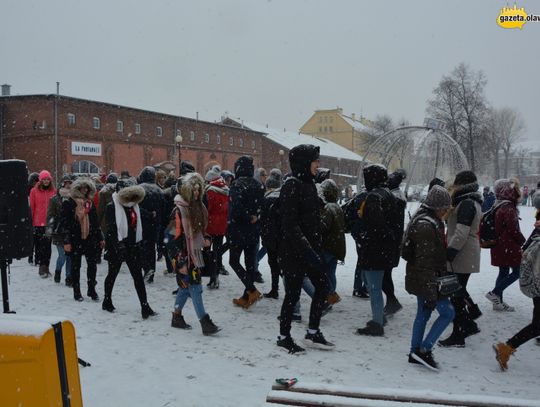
[277,336,305,354]
[246,288,263,308]
[264,289,279,299]
[254,272,264,284]
[384,298,403,315]
[54,269,61,283]
[327,292,341,305]
[207,275,220,289]
[38,265,50,278]
[87,281,99,301]
[233,293,249,308]
[144,269,155,284]
[493,342,515,371]
[438,328,465,348]
[356,320,384,337]
[200,314,220,335]
[352,289,369,299]
[466,303,482,320]
[219,266,229,276]
[411,349,439,371]
[463,320,481,338]
[141,303,157,319]
[102,297,116,313]
[171,311,192,329]
[303,330,335,350]
[73,284,83,302]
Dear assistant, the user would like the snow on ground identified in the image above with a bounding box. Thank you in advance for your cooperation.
[4,205,539,406]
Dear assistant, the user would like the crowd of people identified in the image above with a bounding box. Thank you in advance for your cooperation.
[26,144,540,371]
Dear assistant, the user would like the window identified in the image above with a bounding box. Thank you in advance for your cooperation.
[229,137,234,146]
[135,123,141,134]
[239,138,244,147]
[156,126,163,137]
[251,140,256,149]
[204,133,210,143]
[319,116,323,123]
[92,117,100,129]
[176,129,182,138]
[67,113,76,125]
[71,160,99,175]
[217,133,221,144]
[116,120,123,132]
[190,131,195,141]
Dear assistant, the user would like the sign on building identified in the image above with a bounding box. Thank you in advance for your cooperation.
[71,142,102,156]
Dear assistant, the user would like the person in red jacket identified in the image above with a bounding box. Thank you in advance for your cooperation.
[29,170,56,277]
[485,178,526,312]
[205,168,229,289]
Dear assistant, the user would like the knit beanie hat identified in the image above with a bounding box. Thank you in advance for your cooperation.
[423,185,451,210]
[428,177,445,191]
[106,173,119,184]
[453,170,477,186]
[265,168,283,190]
[205,165,222,182]
[39,170,52,181]
[116,178,136,192]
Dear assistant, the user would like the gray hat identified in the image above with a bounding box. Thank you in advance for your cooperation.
[265,168,282,190]
[423,185,451,210]
[205,165,222,182]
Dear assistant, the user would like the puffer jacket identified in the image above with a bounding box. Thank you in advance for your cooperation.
[405,207,447,302]
[138,166,165,240]
[490,179,525,268]
[30,183,56,227]
[319,180,346,261]
[446,182,482,274]
[206,177,229,236]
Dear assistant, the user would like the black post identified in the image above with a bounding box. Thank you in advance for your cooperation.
[1,258,14,313]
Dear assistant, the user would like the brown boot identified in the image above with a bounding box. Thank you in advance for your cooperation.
[327,292,341,305]
[38,265,50,278]
[171,311,192,329]
[233,294,249,308]
[493,342,515,371]
[245,289,262,308]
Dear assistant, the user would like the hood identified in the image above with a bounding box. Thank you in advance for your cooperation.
[70,177,96,200]
[205,165,222,182]
[289,144,320,182]
[363,164,388,191]
[266,168,283,190]
[39,170,52,181]
[210,177,227,189]
[106,173,118,184]
[494,178,520,203]
[117,185,145,206]
[58,187,71,198]
[138,166,156,184]
[180,161,195,176]
[28,172,40,185]
[254,168,267,184]
[320,179,339,203]
[180,172,205,203]
[388,169,406,190]
[234,156,254,178]
[451,181,482,206]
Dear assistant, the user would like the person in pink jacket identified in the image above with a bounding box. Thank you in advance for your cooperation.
[29,170,56,277]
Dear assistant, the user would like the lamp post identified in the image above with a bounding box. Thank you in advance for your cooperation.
[279,149,285,172]
[175,134,183,175]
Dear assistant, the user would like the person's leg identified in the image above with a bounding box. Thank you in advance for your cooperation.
[71,252,82,299]
[279,268,304,337]
[382,268,397,302]
[104,260,122,299]
[213,235,224,270]
[126,255,148,305]
[41,233,52,267]
[229,245,251,292]
[493,266,520,302]
[422,298,455,351]
[322,252,337,294]
[189,284,207,320]
[174,287,190,312]
[306,264,329,332]
[243,244,257,291]
[264,249,281,298]
[363,270,385,325]
[507,297,540,349]
[55,244,66,271]
[410,296,432,353]
[65,251,72,280]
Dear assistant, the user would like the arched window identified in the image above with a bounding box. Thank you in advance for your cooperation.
[72,160,100,175]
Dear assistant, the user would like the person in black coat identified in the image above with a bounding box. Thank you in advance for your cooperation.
[228,156,265,309]
[60,178,104,302]
[277,144,334,353]
[137,166,166,283]
[102,180,156,319]
[356,164,399,336]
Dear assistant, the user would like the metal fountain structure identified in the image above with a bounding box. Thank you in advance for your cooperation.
[357,124,469,196]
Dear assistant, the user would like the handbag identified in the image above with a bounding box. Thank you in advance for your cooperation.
[437,274,461,297]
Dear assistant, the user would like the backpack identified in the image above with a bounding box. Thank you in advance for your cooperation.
[341,190,367,235]
[479,201,510,248]
[260,190,281,252]
[519,236,540,298]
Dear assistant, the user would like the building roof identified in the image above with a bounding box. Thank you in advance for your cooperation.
[338,113,372,133]
[238,120,364,162]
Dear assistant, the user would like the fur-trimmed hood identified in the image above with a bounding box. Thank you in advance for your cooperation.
[180,172,205,203]
[117,185,145,207]
[70,178,96,200]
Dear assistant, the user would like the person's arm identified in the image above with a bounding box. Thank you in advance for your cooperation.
[447,200,476,261]
[501,206,526,246]
[228,184,251,224]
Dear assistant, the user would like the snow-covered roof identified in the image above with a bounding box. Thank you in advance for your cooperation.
[239,121,364,162]
[339,114,372,133]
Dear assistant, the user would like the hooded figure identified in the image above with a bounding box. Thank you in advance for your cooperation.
[254,168,268,191]
[227,156,265,309]
[97,173,118,234]
[60,177,103,302]
[265,168,283,190]
[277,144,334,353]
[102,181,156,319]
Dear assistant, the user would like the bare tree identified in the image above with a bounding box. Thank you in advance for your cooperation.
[498,108,526,177]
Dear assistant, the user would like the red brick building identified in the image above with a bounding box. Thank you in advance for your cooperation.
[0,94,264,180]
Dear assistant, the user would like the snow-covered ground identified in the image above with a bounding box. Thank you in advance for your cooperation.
[3,204,539,406]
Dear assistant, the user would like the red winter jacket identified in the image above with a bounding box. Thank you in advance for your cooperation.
[490,183,526,268]
[29,183,56,227]
[205,178,229,236]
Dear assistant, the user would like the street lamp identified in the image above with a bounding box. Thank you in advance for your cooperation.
[175,134,183,175]
[279,149,285,172]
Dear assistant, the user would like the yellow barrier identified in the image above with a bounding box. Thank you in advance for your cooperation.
[0,316,83,407]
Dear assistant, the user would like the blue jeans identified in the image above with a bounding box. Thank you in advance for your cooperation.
[322,252,338,294]
[493,266,520,301]
[289,277,315,315]
[174,284,207,320]
[363,270,384,325]
[55,244,72,278]
[411,296,455,352]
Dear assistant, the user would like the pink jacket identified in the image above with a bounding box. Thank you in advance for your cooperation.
[29,184,56,227]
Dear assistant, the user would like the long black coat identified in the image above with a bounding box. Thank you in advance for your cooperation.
[227,176,264,247]
[60,200,102,255]
[138,166,166,241]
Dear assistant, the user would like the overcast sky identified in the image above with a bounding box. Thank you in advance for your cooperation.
[2,0,539,149]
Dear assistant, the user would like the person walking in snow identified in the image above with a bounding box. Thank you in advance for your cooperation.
[102,179,156,319]
[482,186,495,213]
[46,175,73,285]
[60,178,104,302]
[97,173,118,237]
[169,173,220,335]
[277,144,334,353]
[439,171,482,347]
[30,170,57,277]
[405,186,455,371]
[228,156,265,309]
[485,179,526,312]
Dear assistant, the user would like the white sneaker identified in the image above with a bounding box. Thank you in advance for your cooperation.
[493,302,515,312]
[485,291,501,305]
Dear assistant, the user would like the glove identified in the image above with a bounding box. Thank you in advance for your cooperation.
[423,298,437,311]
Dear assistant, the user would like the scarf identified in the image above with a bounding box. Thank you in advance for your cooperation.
[74,198,91,240]
[112,192,143,243]
[175,199,205,268]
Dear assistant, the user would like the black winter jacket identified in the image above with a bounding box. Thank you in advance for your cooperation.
[227,176,264,247]
[138,166,165,240]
